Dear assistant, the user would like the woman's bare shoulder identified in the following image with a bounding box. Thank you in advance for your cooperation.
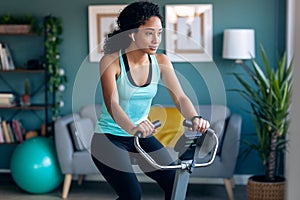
[99,52,120,76]
[155,53,173,68]
[100,52,119,66]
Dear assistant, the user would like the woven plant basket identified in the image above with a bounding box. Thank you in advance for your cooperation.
[0,25,31,34]
[247,175,285,200]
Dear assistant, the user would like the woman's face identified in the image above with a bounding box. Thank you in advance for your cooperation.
[133,16,162,54]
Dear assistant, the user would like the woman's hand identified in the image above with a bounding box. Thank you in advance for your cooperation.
[190,116,210,133]
[131,119,157,138]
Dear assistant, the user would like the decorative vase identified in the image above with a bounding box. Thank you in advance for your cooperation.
[247,175,285,200]
[21,94,30,106]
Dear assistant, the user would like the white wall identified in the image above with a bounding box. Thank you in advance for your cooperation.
[285,0,300,199]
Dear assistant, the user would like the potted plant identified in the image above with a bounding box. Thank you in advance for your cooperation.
[21,79,30,106]
[232,45,292,199]
[0,14,42,34]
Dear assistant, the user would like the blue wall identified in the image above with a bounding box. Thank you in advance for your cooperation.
[0,0,286,175]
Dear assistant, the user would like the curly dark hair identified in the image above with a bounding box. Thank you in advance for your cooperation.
[103,1,163,54]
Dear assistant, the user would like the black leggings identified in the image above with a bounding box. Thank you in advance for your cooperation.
[91,133,176,200]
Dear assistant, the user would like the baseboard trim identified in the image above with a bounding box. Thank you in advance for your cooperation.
[0,169,10,173]
[187,174,251,185]
[0,168,251,185]
[85,174,252,185]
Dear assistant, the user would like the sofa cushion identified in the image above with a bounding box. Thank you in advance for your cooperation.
[69,118,94,151]
[149,105,230,154]
[148,106,184,147]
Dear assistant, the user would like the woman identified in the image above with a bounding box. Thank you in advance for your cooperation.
[91,1,210,200]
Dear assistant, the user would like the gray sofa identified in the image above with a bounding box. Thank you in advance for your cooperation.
[54,104,242,199]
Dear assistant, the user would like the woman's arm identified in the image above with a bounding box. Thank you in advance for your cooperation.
[156,54,210,132]
[100,54,155,136]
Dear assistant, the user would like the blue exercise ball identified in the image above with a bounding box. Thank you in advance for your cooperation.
[10,136,63,194]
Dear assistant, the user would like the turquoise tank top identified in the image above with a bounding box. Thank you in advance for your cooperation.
[94,50,160,136]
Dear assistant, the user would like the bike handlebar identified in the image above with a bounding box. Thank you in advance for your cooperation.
[135,120,161,138]
[134,120,219,170]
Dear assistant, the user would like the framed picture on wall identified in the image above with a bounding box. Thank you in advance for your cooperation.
[165,4,213,62]
[88,5,126,62]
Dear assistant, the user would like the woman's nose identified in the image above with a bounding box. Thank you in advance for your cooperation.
[152,34,161,43]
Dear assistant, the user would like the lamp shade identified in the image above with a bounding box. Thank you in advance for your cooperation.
[222,29,255,60]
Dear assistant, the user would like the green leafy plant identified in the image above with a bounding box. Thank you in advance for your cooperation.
[44,15,67,119]
[0,14,42,34]
[24,78,30,95]
[232,45,292,182]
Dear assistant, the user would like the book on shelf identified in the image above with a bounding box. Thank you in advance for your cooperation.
[0,43,5,70]
[5,44,15,70]
[1,120,11,143]
[18,120,26,140]
[0,43,15,71]
[0,103,16,107]
[6,122,15,143]
[0,118,25,143]
[0,93,14,98]
[0,122,4,143]
[12,119,23,143]
[0,92,16,107]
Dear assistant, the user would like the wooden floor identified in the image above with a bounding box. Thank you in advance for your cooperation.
[0,173,247,200]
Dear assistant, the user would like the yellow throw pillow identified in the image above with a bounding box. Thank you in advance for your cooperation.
[148,107,184,147]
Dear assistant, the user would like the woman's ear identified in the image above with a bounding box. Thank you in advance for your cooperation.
[129,33,135,42]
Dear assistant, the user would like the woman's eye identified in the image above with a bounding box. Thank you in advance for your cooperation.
[146,32,153,36]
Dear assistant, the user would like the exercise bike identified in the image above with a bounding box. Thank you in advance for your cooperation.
[134,120,219,200]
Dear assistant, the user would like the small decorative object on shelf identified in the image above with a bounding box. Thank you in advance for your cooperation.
[27,59,45,70]
[21,79,30,106]
[44,15,67,119]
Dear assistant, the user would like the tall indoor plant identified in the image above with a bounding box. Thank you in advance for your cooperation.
[233,45,292,199]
